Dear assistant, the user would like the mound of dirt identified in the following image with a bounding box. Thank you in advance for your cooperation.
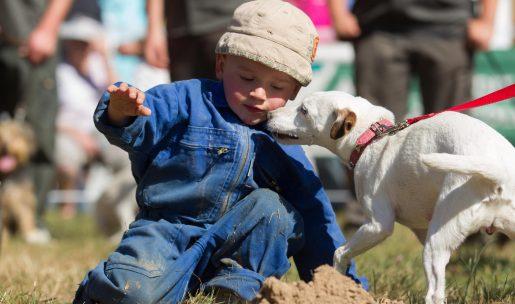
[254,265,403,304]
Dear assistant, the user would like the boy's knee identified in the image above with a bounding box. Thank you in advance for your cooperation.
[105,266,164,304]
[119,284,156,304]
[73,260,164,304]
[248,189,287,216]
[112,275,160,304]
[247,189,302,233]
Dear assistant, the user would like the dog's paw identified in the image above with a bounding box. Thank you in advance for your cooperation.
[333,247,349,274]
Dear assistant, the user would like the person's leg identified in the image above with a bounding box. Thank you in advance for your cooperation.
[73,217,207,304]
[168,30,225,81]
[192,30,225,79]
[354,32,411,120]
[74,189,303,304]
[413,35,473,113]
[200,188,305,301]
[22,53,58,226]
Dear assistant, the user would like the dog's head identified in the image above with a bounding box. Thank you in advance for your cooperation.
[267,91,394,160]
[0,118,36,175]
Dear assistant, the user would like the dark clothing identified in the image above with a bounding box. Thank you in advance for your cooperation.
[0,0,46,42]
[168,29,224,81]
[350,0,474,119]
[354,32,473,119]
[352,0,472,37]
[164,0,248,81]
[165,0,244,37]
[0,1,58,219]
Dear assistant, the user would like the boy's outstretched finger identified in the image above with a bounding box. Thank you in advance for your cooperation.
[119,82,129,92]
[107,84,118,93]
[137,105,152,116]
[128,87,138,99]
[136,91,145,105]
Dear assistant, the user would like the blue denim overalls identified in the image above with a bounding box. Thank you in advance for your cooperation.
[73,79,367,304]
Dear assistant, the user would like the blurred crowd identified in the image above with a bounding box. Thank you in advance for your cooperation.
[0,0,512,243]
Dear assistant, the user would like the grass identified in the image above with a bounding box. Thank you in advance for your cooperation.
[0,211,513,303]
[351,225,514,303]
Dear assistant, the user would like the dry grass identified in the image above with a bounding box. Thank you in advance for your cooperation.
[0,213,114,304]
[0,211,513,303]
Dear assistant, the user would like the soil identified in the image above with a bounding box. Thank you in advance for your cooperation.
[254,265,404,304]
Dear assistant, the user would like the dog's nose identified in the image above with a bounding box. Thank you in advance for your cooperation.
[267,112,273,120]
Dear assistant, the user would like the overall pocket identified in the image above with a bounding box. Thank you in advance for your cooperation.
[139,126,238,220]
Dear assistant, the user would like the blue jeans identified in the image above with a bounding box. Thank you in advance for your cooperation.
[73,189,305,304]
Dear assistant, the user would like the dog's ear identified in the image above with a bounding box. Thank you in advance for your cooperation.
[330,108,356,140]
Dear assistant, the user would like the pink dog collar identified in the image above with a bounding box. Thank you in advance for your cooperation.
[348,119,399,170]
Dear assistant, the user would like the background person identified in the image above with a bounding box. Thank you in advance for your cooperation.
[0,0,74,238]
[54,15,113,218]
[144,0,248,81]
[328,0,498,120]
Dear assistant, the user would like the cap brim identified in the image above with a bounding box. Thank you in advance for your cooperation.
[216,32,312,86]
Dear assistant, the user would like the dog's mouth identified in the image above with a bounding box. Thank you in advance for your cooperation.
[272,131,299,140]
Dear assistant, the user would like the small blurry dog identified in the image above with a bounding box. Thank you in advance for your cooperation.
[0,117,48,245]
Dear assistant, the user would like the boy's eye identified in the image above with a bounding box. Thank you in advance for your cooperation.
[240,75,254,82]
[271,84,284,90]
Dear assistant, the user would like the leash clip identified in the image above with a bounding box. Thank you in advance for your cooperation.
[371,120,410,138]
[386,120,410,136]
[369,122,391,138]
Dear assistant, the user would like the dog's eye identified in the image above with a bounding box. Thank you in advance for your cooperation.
[299,105,308,115]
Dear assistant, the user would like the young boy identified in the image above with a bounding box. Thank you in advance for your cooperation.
[74,1,366,303]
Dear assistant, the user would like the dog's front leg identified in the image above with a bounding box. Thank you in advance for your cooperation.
[333,197,395,273]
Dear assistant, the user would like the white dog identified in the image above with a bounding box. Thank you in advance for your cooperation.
[266,92,515,304]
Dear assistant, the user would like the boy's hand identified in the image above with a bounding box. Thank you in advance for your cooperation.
[107,82,151,126]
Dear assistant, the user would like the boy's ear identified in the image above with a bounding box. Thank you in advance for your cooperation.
[215,54,226,80]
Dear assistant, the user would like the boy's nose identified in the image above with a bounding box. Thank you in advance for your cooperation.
[250,87,267,101]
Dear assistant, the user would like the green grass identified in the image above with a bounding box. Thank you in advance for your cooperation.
[0,212,513,303]
[351,224,514,303]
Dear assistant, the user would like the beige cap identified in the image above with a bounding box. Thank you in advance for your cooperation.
[216,0,319,86]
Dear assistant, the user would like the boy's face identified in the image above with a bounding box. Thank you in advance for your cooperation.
[216,54,300,125]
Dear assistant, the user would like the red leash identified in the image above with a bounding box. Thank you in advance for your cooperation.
[405,83,515,125]
[348,84,515,169]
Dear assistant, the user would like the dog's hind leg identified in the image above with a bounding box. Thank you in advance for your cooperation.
[423,243,436,304]
[424,199,472,304]
[424,224,459,304]
[334,197,395,273]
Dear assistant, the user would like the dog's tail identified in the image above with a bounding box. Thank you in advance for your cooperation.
[420,153,506,186]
